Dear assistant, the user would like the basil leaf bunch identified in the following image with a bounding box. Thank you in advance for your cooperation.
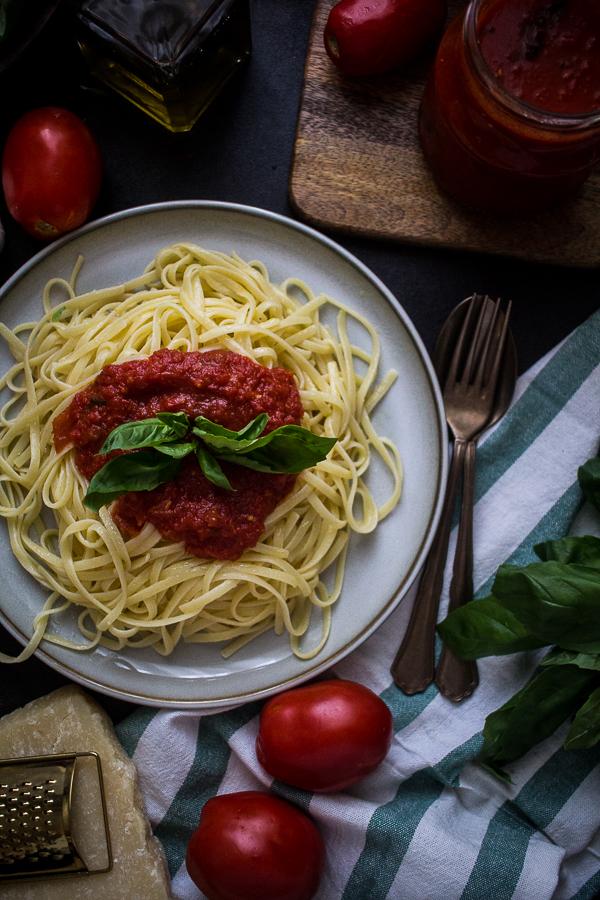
[83,412,336,513]
[437,456,600,782]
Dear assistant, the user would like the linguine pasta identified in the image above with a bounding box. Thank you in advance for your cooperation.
[0,243,402,662]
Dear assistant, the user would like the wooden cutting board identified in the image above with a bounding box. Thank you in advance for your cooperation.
[289,0,600,268]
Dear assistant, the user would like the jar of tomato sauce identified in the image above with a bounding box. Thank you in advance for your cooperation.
[419,0,600,213]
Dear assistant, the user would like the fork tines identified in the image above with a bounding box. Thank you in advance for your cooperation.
[447,294,512,393]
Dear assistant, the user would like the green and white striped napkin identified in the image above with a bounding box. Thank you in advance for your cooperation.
[116,307,600,900]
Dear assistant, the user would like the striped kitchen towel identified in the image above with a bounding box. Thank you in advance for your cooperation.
[116,306,600,900]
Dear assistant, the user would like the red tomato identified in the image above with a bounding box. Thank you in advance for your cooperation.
[256,679,393,792]
[2,107,102,241]
[324,0,448,77]
[186,791,326,900]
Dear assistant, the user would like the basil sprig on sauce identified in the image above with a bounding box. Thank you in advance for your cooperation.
[83,412,336,513]
[437,456,600,782]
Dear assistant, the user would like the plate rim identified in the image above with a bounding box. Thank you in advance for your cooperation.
[0,200,448,707]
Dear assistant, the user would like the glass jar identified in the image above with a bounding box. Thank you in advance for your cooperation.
[418,0,600,213]
[70,0,252,133]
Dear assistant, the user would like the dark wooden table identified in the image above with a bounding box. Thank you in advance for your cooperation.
[0,0,599,725]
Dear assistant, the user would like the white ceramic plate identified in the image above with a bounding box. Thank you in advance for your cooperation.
[0,202,447,708]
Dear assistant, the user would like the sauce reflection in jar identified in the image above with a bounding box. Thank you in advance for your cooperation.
[418,0,600,213]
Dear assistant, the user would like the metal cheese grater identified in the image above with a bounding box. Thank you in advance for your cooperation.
[0,752,112,883]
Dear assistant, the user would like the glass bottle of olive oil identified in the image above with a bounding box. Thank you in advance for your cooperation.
[71,0,252,132]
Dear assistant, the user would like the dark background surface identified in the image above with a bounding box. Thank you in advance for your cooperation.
[0,0,599,725]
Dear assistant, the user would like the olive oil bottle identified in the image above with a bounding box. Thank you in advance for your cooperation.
[71,0,252,132]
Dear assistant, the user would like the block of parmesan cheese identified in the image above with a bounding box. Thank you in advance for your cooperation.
[0,685,173,899]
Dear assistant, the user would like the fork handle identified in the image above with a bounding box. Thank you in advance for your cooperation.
[390,439,465,694]
[435,440,479,702]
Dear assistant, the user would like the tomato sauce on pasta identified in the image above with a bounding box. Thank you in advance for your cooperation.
[53,348,302,560]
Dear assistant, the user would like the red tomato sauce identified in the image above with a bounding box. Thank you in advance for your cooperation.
[53,349,303,560]
[418,0,600,212]
[479,0,600,115]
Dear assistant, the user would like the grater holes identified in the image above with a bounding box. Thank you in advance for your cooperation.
[1,753,111,880]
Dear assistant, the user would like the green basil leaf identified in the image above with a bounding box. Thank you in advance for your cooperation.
[51,306,65,322]
[564,684,600,750]
[83,451,181,513]
[437,596,547,660]
[155,442,197,459]
[195,445,234,491]
[211,453,274,473]
[193,413,269,452]
[541,647,600,670]
[235,423,332,454]
[491,561,600,653]
[195,417,336,473]
[480,665,596,776]
[216,427,337,474]
[578,457,600,514]
[100,412,189,453]
[155,412,190,436]
[534,535,600,567]
[237,413,271,441]
[479,691,521,781]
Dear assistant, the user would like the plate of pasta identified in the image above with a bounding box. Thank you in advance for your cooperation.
[0,201,446,707]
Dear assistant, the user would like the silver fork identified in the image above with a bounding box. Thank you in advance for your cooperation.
[434,297,512,700]
[391,294,512,696]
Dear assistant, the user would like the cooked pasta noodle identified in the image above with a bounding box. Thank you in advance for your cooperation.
[0,243,402,662]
